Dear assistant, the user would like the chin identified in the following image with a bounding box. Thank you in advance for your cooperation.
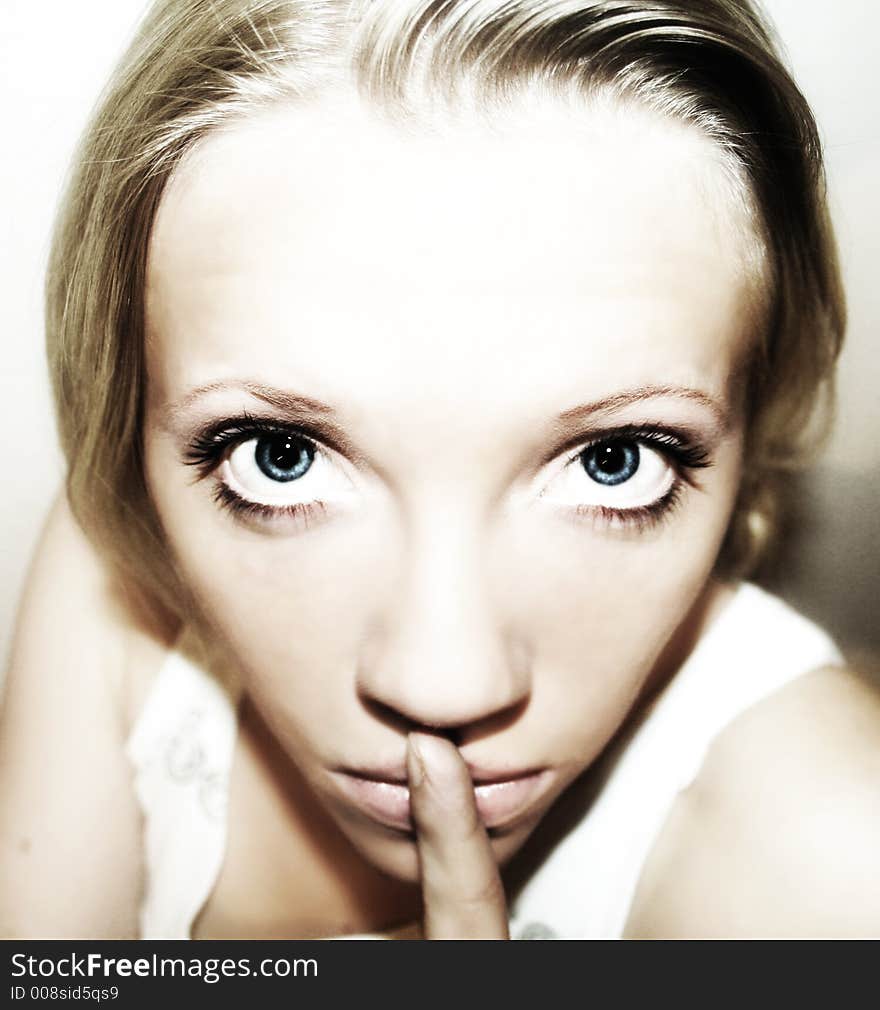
[348,826,423,882]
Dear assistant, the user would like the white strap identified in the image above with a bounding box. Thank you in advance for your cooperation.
[125,629,241,939]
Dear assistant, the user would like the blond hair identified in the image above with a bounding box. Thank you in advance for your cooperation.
[46,0,845,626]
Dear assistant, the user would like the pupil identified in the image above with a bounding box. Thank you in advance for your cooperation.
[254,434,314,482]
[582,441,639,486]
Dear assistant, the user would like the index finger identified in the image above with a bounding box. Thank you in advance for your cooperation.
[407,732,510,939]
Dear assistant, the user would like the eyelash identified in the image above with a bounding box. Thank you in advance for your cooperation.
[210,481,328,526]
[182,413,712,530]
[183,412,330,525]
[560,424,711,533]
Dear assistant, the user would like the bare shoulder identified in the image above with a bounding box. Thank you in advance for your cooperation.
[626,663,880,938]
[7,487,180,727]
[0,487,179,937]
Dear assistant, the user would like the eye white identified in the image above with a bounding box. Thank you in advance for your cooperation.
[540,441,674,510]
[222,434,355,506]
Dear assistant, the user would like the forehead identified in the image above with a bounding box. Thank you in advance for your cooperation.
[145,91,759,432]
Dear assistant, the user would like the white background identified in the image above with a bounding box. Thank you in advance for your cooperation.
[1,1,878,676]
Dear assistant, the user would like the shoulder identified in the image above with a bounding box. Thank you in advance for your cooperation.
[6,487,180,732]
[626,663,880,938]
[0,488,180,936]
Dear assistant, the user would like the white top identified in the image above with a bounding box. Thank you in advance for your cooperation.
[125,582,844,939]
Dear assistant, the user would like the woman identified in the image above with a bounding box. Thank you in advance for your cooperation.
[2,0,879,939]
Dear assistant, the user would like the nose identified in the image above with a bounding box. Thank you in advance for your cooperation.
[356,508,531,736]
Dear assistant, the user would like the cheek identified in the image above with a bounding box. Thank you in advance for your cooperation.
[186,529,385,731]
[504,458,741,753]
[528,535,707,684]
[144,437,386,743]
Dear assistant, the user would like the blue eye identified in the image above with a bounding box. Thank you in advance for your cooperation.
[580,441,640,486]
[254,433,315,482]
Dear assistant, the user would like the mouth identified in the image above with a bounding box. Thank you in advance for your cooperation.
[328,765,557,834]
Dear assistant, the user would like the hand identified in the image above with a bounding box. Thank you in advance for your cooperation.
[406,732,510,939]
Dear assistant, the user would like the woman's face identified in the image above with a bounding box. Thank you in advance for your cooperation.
[143,91,756,881]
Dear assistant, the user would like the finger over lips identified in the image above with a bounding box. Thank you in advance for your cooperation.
[407,733,510,939]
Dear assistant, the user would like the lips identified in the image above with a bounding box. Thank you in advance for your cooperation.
[329,764,556,833]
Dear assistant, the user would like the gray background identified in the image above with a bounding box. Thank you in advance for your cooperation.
[1,1,877,681]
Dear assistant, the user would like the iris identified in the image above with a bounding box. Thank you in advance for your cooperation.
[581,441,639,486]
[254,433,315,482]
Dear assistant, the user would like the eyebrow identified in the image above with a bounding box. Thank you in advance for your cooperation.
[556,385,731,434]
[163,379,338,431]
[161,379,365,462]
[163,378,730,448]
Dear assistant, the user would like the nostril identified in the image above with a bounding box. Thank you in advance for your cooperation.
[444,726,463,747]
[359,696,465,743]
[358,688,529,743]
[359,696,416,734]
